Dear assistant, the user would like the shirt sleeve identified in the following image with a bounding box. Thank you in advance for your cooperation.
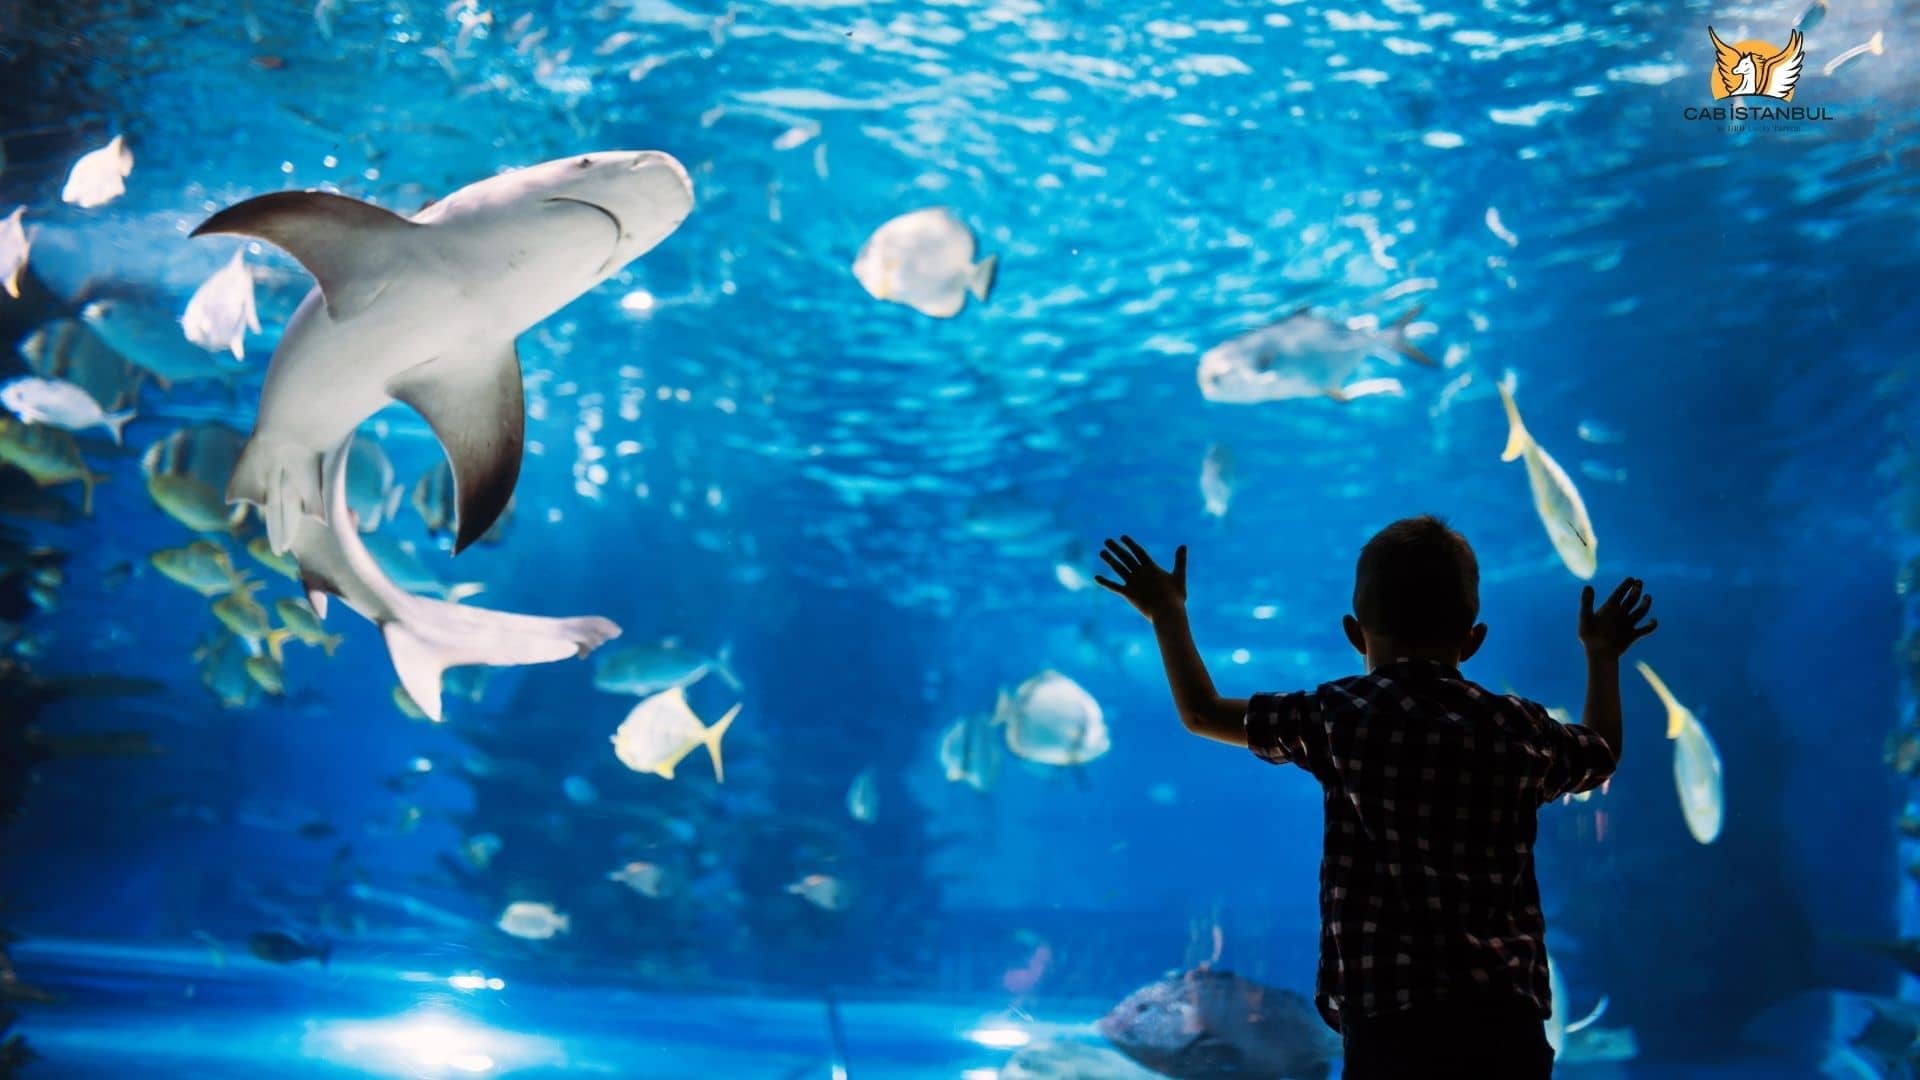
[1246,690,1335,783]
[1532,704,1618,803]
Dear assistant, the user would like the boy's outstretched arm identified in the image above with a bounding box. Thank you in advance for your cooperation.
[1095,536,1249,747]
[1577,576,1658,762]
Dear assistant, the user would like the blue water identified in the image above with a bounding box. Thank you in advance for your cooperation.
[2,0,1919,1075]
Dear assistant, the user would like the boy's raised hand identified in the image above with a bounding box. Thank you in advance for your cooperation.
[1579,576,1657,658]
[1095,536,1187,621]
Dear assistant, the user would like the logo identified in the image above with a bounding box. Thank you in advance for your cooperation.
[1708,26,1804,100]
[1682,22,1833,128]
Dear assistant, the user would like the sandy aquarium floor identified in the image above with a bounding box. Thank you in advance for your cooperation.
[10,939,1820,1080]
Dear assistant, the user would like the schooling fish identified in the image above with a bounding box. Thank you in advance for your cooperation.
[285,436,620,722]
[213,579,293,661]
[852,207,998,319]
[411,458,512,543]
[1636,662,1724,845]
[609,686,739,781]
[195,630,260,709]
[1197,305,1433,405]
[244,653,286,695]
[62,135,134,209]
[0,376,134,445]
[0,417,106,514]
[18,318,145,414]
[150,540,250,597]
[593,639,739,696]
[143,423,250,533]
[1497,376,1597,580]
[786,873,848,912]
[247,535,301,581]
[0,207,28,298]
[82,299,246,390]
[607,860,670,898]
[192,149,694,555]
[181,248,262,360]
[345,436,404,532]
[274,597,343,655]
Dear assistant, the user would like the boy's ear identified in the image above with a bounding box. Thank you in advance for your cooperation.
[1458,622,1489,663]
[1342,614,1367,656]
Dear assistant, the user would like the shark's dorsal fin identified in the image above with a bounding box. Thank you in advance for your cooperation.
[388,341,525,555]
[191,191,418,321]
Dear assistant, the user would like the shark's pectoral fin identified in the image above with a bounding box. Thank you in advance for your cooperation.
[389,341,525,556]
[190,191,418,321]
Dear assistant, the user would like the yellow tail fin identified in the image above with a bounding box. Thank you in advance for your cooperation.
[1496,379,1530,463]
[703,703,741,784]
[1634,661,1687,739]
[321,633,343,658]
[267,628,292,665]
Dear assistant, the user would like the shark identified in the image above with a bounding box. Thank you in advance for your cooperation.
[290,434,621,722]
[192,150,695,555]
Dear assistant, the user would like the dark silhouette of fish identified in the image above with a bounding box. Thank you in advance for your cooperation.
[1099,968,1338,1079]
[247,931,329,966]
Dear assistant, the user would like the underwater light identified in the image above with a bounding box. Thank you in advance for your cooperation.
[446,972,506,992]
[305,1010,560,1077]
[961,1070,1000,1080]
[966,1025,1031,1050]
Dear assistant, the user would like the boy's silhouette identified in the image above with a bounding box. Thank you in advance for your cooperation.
[1096,516,1656,1080]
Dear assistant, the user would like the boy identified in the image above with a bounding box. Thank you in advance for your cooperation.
[1094,517,1656,1080]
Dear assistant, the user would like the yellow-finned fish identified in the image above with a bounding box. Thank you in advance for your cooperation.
[1497,376,1597,580]
[247,535,301,581]
[212,579,292,662]
[1636,662,1723,845]
[0,417,107,514]
[151,540,249,597]
[274,597,343,656]
[609,687,739,781]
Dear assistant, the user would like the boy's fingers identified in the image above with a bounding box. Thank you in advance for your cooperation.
[1094,576,1126,595]
[1628,595,1653,622]
[1173,545,1188,579]
[1580,585,1595,618]
[1102,539,1139,573]
[1605,578,1634,610]
[1099,549,1131,578]
[1120,535,1155,568]
[1631,618,1659,641]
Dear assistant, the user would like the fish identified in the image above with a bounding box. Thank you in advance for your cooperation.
[345,436,405,532]
[411,458,511,543]
[213,580,294,660]
[999,670,1110,767]
[496,900,569,940]
[607,860,670,897]
[1497,376,1597,580]
[0,376,135,444]
[244,653,286,695]
[181,248,262,360]
[563,775,599,804]
[18,318,145,415]
[247,535,301,581]
[1200,443,1234,518]
[150,540,250,597]
[191,149,695,556]
[81,299,247,389]
[851,207,998,319]
[274,597,343,655]
[938,709,1003,792]
[1001,1041,1162,1080]
[284,437,622,722]
[1196,305,1433,405]
[786,873,848,911]
[1544,952,1611,1054]
[195,630,260,709]
[142,423,250,534]
[1796,0,1827,31]
[393,685,429,720]
[462,832,502,869]
[610,686,739,781]
[846,768,878,823]
[359,532,485,601]
[0,418,106,514]
[1098,968,1340,1080]
[1636,662,1724,845]
[0,206,27,297]
[61,135,134,208]
[593,639,740,696]
[248,930,328,965]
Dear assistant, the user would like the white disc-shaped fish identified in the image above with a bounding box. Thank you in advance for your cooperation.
[181,249,262,360]
[851,207,997,319]
[0,207,29,298]
[610,686,739,781]
[1497,377,1597,579]
[1637,662,1723,844]
[1000,670,1110,766]
[62,135,134,209]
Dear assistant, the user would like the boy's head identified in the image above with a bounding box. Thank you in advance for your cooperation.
[1344,515,1487,666]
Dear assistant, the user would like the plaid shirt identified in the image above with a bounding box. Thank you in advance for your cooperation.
[1246,658,1615,1032]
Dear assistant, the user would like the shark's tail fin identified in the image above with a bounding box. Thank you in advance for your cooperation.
[379,599,622,723]
[229,436,324,556]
